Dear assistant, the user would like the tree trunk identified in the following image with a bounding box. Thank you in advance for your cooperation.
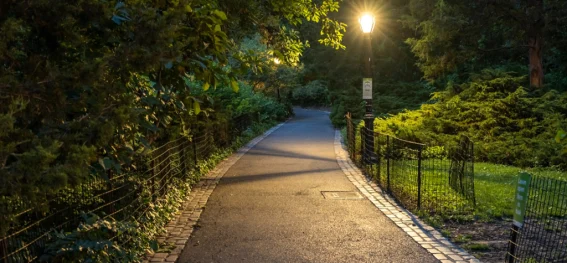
[527,0,544,88]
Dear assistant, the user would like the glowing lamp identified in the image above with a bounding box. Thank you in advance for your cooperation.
[359,14,375,33]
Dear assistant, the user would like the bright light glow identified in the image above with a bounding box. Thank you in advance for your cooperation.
[359,14,375,33]
[273,58,281,65]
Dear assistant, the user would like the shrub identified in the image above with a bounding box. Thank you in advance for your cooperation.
[292,80,330,107]
[373,68,567,168]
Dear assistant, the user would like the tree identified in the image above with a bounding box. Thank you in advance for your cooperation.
[401,0,567,88]
[527,0,545,87]
[0,0,347,229]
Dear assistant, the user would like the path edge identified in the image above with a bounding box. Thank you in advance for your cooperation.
[334,130,482,263]
[144,122,286,263]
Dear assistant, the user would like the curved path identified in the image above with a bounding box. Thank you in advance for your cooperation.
[178,109,438,262]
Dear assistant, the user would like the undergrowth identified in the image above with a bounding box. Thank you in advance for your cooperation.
[40,121,278,262]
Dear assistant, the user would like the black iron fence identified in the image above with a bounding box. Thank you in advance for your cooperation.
[0,115,256,262]
[345,114,567,261]
[507,174,567,263]
[345,114,475,215]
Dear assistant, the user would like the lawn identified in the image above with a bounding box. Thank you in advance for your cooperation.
[474,162,567,220]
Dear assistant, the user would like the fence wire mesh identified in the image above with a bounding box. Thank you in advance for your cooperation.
[345,115,475,216]
[507,176,567,263]
[0,115,255,263]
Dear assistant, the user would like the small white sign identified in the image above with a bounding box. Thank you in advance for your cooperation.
[362,78,372,99]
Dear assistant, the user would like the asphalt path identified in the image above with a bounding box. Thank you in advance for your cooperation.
[178,108,438,263]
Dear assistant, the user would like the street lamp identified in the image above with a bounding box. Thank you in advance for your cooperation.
[359,13,375,165]
[359,14,375,33]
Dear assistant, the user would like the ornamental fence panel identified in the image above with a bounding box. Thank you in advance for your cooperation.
[506,174,567,263]
[345,114,476,216]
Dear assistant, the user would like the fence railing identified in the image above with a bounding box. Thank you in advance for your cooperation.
[0,114,256,263]
[345,114,476,215]
[507,174,567,263]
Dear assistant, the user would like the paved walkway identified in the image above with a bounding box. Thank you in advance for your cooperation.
[176,109,438,262]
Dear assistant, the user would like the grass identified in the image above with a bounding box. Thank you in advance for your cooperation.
[474,162,567,220]
[464,242,491,251]
[345,127,567,221]
[362,158,567,222]
[344,128,567,262]
[366,158,476,216]
[370,158,567,220]
[454,234,472,243]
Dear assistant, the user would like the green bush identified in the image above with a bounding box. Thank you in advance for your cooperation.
[190,81,292,122]
[373,68,567,168]
[329,85,365,127]
[373,82,435,116]
[41,213,139,262]
[330,103,347,127]
[292,80,330,107]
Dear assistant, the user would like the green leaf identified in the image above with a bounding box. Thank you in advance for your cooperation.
[142,97,160,106]
[213,10,227,20]
[203,82,210,91]
[194,101,201,115]
[149,240,159,252]
[231,80,239,92]
[556,130,566,143]
[98,157,113,171]
[185,5,192,13]
[140,138,151,148]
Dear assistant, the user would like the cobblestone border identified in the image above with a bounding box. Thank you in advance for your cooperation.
[144,123,285,263]
[334,130,481,263]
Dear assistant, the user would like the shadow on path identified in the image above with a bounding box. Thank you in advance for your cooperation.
[178,108,438,263]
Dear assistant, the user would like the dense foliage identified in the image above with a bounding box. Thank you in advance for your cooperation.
[0,0,348,259]
[0,0,345,216]
[291,80,331,107]
[300,0,567,168]
[373,68,567,168]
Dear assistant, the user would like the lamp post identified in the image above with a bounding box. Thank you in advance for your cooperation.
[359,13,375,164]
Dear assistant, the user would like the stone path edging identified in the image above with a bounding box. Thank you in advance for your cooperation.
[144,123,286,263]
[334,130,481,263]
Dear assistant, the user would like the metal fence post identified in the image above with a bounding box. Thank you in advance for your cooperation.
[350,116,355,160]
[508,225,519,263]
[386,135,391,191]
[151,155,157,201]
[470,140,476,207]
[351,124,362,164]
[349,122,353,159]
[376,132,380,183]
[193,136,198,167]
[181,140,187,178]
[361,127,366,166]
[108,169,115,215]
[417,146,423,209]
[346,114,351,158]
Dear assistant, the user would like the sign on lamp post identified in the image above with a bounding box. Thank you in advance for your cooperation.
[363,78,372,99]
